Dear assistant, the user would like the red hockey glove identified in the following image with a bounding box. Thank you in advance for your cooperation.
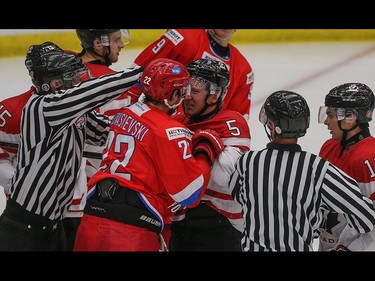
[192,129,224,165]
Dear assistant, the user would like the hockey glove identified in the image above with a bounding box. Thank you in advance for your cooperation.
[192,129,224,165]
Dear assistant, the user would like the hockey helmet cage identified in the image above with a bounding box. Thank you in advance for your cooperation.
[186,58,230,100]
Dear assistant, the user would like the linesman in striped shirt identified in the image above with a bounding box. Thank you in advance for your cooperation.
[0,43,143,251]
[228,90,375,251]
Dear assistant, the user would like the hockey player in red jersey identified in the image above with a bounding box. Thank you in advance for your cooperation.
[318,83,375,251]
[73,58,224,251]
[127,29,254,122]
[63,29,133,243]
[0,87,34,191]
[75,29,132,116]
[170,59,251,251]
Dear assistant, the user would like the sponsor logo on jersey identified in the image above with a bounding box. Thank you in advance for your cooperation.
[166,127,192,140]
[165,29,184,46]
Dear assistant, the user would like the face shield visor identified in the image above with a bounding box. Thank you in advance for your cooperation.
[62,67,92,88]
[188,76,222,98]
[164,84,191,111]
[44,67,92,92]
[259,105,268,125]
[318,106,357,124]
[100,29,131,47]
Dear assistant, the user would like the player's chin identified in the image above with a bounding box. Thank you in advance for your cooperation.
[184,104,196,115]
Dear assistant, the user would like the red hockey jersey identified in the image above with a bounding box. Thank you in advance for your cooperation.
[131,29,254,119]
[320,137,375,199]
[319,137,375,250]
[68,62,135,217]
[0,87,34,193]
[87,102,211,228]
[173,109,251,231]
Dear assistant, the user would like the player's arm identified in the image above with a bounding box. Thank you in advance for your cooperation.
[210,116,251,187]
[85,110,111,147]
[0,155,14,191]
[225,68,254,118]
[43,67,142,133]
[127,29,188,103]
[321,163,375,234]
[156,127,221,209]
[0,98,20,192]
[334,223,375,251]
[133,29,186,67]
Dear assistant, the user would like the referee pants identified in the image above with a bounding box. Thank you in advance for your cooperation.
[170,203,242,251]
[0,199,67,251]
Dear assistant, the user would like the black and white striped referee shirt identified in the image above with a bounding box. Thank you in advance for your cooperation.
[8,67,143,222]
[228,142,375,251]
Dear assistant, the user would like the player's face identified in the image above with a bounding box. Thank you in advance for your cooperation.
[322,107,355,141]
[49,78,65,92]
[108,30,130,63]
[48,68,91,92]
[210,29,236,42]
[184,77,210,116]
[322,108,340,141]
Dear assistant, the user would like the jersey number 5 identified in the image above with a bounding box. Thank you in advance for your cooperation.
[0,105,12,128]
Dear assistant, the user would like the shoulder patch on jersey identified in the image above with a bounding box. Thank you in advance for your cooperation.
[166,127,192,140]
[246,72,254,85]
[165,29,184,46]
[130,102,150,117]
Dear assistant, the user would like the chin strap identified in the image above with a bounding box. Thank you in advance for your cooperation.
[339,123,370,157]
[190,104,221,123]
[86,46,112,67]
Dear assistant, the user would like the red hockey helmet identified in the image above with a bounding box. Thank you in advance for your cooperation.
[140,58,190,103]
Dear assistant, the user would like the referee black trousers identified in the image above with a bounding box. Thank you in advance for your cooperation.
[170,203,242,251]
[0,199,67,251]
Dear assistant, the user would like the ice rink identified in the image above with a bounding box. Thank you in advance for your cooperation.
[1,41,375,251]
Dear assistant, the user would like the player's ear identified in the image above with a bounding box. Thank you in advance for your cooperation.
[93,37,103,52]
[343,112,357,126]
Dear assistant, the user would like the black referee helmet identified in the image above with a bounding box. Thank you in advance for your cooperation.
[26,49,89,95]
[259,90,310,139]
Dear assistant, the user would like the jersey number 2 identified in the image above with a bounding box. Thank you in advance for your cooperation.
[102,131,133,180]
